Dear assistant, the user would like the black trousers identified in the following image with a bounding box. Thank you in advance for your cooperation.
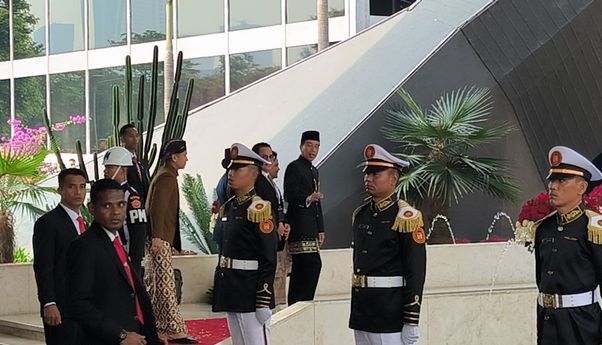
[43,318,79,345]
[288,252,322,305]
[537,303,602,345]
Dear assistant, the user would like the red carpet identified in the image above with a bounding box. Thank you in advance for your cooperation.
[173,318,230,345]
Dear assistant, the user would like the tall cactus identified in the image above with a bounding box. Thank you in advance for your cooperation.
[42,109,66,170]
[46,45,194,187]
[125,56,133,125]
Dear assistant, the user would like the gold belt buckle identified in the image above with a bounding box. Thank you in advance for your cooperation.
[220,256,232,268]
[542,293,559,308]
[352,274,367,288]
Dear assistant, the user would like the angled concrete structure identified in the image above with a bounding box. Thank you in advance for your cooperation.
[152,0,602,247]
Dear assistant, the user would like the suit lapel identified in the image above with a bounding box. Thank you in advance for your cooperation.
[55,205,79,237]
[93,225,134,291]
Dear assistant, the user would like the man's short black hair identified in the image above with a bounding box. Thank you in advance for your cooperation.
[58,168,86,187]
[119,123,136,138]
[252,142,271,155]
[90,178,123,204]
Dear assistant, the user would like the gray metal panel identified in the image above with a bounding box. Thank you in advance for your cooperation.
[463,0,602,176]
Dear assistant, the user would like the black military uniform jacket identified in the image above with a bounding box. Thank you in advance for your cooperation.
[534,206,602,345]
[284,156,324,242]
[127,156,149,200]
[121,182,148,273]
[212,190,277,313]
[349,195,427,333]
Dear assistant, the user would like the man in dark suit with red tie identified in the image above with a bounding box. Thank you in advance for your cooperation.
[33,168,87,345]
[66,179,162,345]
[120,124,149,200]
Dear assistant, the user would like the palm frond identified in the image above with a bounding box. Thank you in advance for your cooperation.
[179,174,217,254]
[0,150,48,179]
[383,87,519,211]
[179,210,212,254]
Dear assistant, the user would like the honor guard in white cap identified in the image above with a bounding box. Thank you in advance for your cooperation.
[349,144,426,345]
[533,146,602,345]
[102,146,148,273]
[212,143,277,345]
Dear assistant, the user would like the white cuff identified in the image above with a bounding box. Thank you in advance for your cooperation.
[43,302,56,308]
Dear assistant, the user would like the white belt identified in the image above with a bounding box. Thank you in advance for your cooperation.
[352,274,406,288]
[219,256,259,270]
[537,290,598,309]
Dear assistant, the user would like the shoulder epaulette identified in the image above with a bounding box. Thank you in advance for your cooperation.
[528,210,558,240]
[352,201,371,226]
[247,196,272,223]
[392,200,423,233]
[585,209,602,245]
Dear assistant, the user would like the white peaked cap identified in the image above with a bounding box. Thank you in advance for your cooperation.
[362,144,409,172]
[547,146,602,181]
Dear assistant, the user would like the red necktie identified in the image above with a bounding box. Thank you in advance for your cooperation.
[113,236,145,324]
[132,156,143,181]
[76,216,86,234]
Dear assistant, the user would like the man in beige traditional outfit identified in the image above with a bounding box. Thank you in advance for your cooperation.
[145,140,197,344]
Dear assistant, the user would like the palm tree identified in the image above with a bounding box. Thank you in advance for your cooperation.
[383,87,519,244]
[317,0,329,51]
[0,149,56,262]
[179,174,217,254]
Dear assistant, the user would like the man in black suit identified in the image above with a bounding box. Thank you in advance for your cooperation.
[120,124,149,200]
[66,179,162,345]
[33,168,87,345]
[284,130,325,305]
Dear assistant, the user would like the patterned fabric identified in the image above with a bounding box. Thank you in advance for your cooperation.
[143,239,188,336]
[274,243,292,305]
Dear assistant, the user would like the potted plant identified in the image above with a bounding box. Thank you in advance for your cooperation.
[383,87,520,244]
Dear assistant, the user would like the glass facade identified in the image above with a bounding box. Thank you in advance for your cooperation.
[13,0,46,59]
[0,0,354,153]
[177,0,224,37]
[229,0,280,31]
[50,72,85,152]
[180,56,225,109]
[0,1,9,61]
[49,0,85,54]
[89,0,127,48]
[131,0,165,44]
[287,44,318,65]
[89,66,124,151]
[230,49,281,91]
[131,62,165,129]
[14,75,46,128]
[0,79,9,137]
[287,0,345,23]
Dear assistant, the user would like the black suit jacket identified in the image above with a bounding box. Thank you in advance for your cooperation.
[33,205,80,317]
[284,156,325,242]
[127,159,149,201]
[66,222,160,345]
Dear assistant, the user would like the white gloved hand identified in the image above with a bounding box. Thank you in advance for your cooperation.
[255,307,272,325]
[401,323,420,345]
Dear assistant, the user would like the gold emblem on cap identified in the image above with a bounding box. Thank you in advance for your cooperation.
[230,146,239,159]
[364,145,375,159]
[550,151,562,167]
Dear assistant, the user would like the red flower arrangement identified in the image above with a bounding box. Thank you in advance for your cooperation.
[517,192,552,223]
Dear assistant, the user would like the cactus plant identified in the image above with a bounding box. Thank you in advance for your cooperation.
[44,45,194,189]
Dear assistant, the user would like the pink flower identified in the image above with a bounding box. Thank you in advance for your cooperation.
[69,115,87,124]
[52,123,66,131]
